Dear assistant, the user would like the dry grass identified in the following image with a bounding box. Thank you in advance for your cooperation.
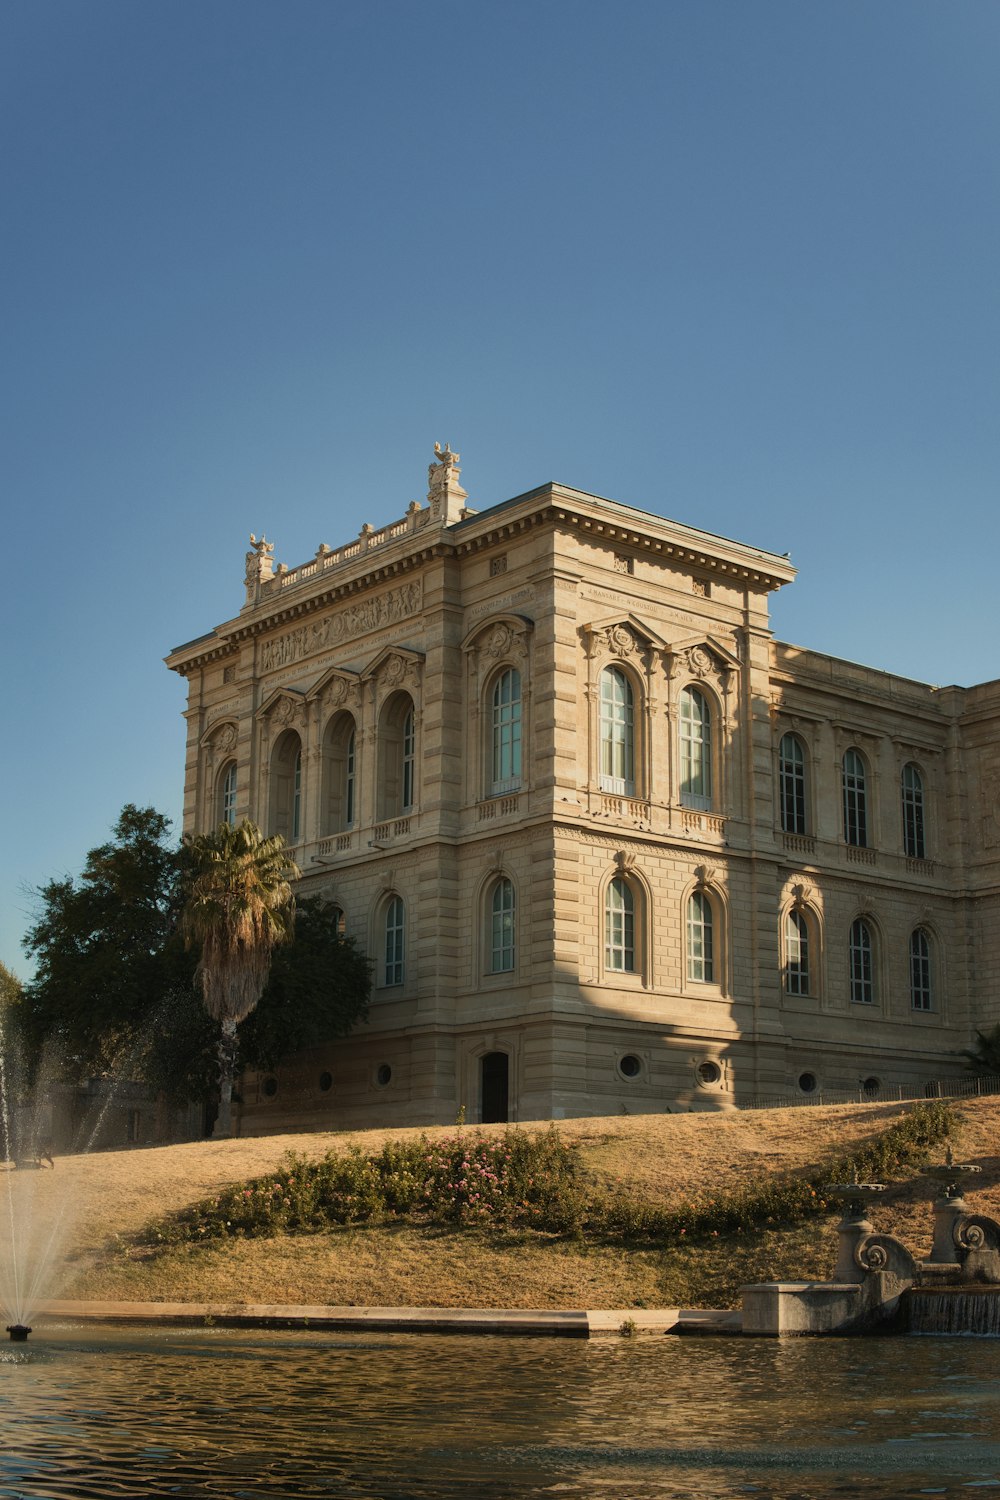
[8,1098,999,1312]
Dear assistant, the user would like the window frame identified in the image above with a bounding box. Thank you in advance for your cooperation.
[842,748,868,848]
[909,926,933,1012]
[686,889,715,983]
[489,667,523,796]
[849,916,875,1005]
[778,733,807,835]
[784,908,811,996]
[901,762,926,859]
[679,685,713,811]
[604,876,636,973]
[488,876,516,974]
[381,895,405,987]
[219,760,238,827]
[599,666,636,796]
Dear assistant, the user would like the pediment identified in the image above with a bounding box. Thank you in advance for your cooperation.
[255,687,307,725]
[582,613,674,664]
[307,667,362,706]
[360,645,424,687]
[200,718,239,753]
[461,614,534,656]
[670,632,742,674]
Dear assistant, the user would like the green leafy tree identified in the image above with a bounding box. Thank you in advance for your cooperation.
[0,960,21,1010]
[240,897,371,1068]
[19,806,195,1082]
[180,820,299,1137]
[963,1024,1000,1076]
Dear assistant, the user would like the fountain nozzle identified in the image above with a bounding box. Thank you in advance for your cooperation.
[6,1325,31,1342]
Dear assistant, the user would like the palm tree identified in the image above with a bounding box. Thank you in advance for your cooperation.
[181,820,299,1137]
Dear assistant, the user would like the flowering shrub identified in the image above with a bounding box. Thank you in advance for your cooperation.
[143,1127,586,1245]
[141,1101,954,1250]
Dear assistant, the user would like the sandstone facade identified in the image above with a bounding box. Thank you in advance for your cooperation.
[166,449,999,1131]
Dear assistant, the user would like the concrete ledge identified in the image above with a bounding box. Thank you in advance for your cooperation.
[741,1281,861,1336]
[35,1300,703,1339]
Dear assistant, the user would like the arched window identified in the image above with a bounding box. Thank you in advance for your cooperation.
[842,749,868,847]
[490,668,522,795]
[778,734,807,834]
[378,694,417,819]
[849,917,875,1005]
[331,904,347,939]
[321,714,358,835]
[910,927,933,1011]
[686,890,714,983]
[680,687,712,810]
[402,708,415,811]
[489,877,516,973]
[902,764,925,859]
[219,760,238,827]
[292,748,302,842]
[784,909,810,995]
[382,896,405,986]
[605,877,635,972]
[600,667,635,795]
[270,730,303,844]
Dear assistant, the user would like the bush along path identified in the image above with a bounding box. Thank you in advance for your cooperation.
[135,1100,956,1255]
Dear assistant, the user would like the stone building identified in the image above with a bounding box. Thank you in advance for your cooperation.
[166,447,999,1131]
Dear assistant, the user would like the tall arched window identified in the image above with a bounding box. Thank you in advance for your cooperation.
[402,708,415,811]
[784,909,810,995]
[219,761,238,827]
[686,890,714,982]
[378,694,417,819]
[849,917,874,1005]
[490,668,522,795]
[778,734,807,834]
[680,687,712,810]
[330,904,347,939]
[322,714,358,835]
[605,877,635,972]
[270,730,303,844]
[382,896,405,986]
[910,927,932,1011]
[842,750,868,847]
[292,748,302,842]
[600,667,635,795]
[901,764,925,859]
[489,877,516,973]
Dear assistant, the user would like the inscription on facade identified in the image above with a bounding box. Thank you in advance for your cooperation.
[260,580,423,673]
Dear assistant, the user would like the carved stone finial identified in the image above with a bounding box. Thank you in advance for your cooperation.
[245,534,276,601]
[427,442,468,524]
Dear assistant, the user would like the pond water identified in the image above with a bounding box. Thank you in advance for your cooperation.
[2,1325,999,1498]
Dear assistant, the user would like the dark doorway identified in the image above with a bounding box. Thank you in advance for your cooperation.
[480,1051,509,1124]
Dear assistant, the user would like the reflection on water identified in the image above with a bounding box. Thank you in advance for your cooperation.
[1,1326,999,1498]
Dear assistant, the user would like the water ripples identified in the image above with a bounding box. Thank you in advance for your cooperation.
[1,1327,999,1498]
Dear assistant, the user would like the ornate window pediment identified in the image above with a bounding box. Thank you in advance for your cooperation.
[200,718,239,754]
[361,646,424,696]
[256,688,306,728]
[462,614,533,662]
[307,667,362,711]
[668,633,741,679]
[581,612,670,663]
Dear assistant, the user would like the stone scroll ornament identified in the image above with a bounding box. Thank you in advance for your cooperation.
[853,1233,919,1282]
[952,1212,1000,1284]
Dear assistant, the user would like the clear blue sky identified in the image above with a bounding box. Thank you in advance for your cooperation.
[3,0,998,976]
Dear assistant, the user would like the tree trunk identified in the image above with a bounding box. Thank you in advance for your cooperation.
[214,1018,239,1138]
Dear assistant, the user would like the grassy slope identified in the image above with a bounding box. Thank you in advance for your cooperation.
[12,1099,1000,1312]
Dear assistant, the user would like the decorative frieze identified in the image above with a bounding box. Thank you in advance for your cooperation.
[259,579,423,674]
